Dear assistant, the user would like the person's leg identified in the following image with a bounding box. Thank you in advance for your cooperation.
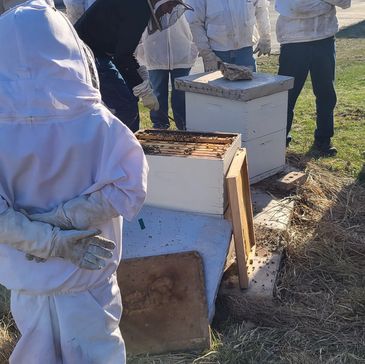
[278,42,311,144]
[231,46,257,71]
[96,56,140,132]
[170,68,191,130]
[309,37,337,151]
[58,275,125,364]
[10,292,60,364]
[148,69,170,129]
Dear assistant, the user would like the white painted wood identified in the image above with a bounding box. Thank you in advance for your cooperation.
[243,129,287,182]
[175,72,294,102]
[144,134,241,215]
[122,206,233,322]
[186,91,288,141]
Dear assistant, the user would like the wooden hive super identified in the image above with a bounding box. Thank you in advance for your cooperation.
[136,129,241,215]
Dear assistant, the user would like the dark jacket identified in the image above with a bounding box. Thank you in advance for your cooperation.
[75,0,151,88]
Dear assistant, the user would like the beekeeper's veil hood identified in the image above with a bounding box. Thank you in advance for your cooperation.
[147,0,193,34]
[0,0,100,120]
[0,0,148,294]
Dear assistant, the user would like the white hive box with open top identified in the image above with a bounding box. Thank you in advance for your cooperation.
[175,72,294,183]
[136,129,241,215]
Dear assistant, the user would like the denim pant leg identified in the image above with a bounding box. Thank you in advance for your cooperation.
[96,56,140,132]
[170,68,191,130]
[309,37,337,142]
[278,43,311,137]
[214,47,256,71]
[148,69,170,129]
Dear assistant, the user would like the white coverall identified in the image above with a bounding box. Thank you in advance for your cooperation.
[136,15,198,71]
[186,0,271,67]
[275,0,351,43]
[0,1,148,363]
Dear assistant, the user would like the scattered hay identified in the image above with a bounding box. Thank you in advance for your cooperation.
[0,314,17,364]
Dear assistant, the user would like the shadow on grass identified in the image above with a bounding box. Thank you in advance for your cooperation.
[337,20,365,38]
[358,163,365,185]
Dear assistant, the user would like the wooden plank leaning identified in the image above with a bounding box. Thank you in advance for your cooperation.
[226,148,256,289]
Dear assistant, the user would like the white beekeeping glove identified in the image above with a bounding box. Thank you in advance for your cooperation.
[133,65,159,111]
[0,207,115,270]
[200,49,222,72]
[253,38,271,57]
[29,190,119,230]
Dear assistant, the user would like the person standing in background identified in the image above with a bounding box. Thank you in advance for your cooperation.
[186,0,271,72]
[276,0,351,154]
[63,0,192,132]
[136,15,198,130]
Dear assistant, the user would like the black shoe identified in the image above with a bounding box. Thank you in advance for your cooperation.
[313,140,337,157]
[286,135,292,147]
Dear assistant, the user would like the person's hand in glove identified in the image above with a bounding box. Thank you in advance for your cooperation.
[133,65,159,111]
[0,207,115,270]
[28,190,119,230]
[253,38,271,57]
[200,49,222,72]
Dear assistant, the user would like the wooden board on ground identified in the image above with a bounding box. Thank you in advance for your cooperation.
[117,252,211,355]
[226,148,256,289]
[252,189,294,233]
[219,246,283,300]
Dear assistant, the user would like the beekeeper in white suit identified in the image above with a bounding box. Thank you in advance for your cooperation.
[276,0,351,155]
[186,0,271,72]
[0,0,148,363]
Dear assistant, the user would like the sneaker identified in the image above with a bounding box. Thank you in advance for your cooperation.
[286,135,292,147]
[313,139,337,157]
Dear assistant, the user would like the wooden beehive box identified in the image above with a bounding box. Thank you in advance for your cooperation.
[136,130,241,215]
[175,72,294,183]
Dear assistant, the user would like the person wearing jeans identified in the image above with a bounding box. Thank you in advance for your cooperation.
[276,0,351,155]
[136,15,198,130]
[186,0,271,72]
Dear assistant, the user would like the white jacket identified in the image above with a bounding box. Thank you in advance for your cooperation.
[0,0,148,294]
[186,0,271,52]
[136,15,198,71]
[275,0,351,44]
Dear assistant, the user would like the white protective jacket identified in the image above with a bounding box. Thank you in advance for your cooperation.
[0,0,148,295]
[186,0,271,52]
[275,0,351,44]
[136,15,198,71]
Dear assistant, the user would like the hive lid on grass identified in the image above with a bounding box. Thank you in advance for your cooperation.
[175,71,294,102]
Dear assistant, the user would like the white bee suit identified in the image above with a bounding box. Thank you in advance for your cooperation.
[275,0,351,44]
[0,1,148,363]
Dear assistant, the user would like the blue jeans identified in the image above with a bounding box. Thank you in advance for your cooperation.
[149,68,191,130]
[96,56,140,132]
[278,37,337,143]
[214,46,256,71]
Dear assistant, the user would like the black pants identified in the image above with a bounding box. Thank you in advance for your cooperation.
[279,37,337,142]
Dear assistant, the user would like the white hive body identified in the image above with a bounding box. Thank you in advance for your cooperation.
[175,72,294,183]
[136,130,241,215]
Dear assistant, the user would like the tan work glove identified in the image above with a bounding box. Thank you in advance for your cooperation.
[253,38,271,57]
[200,49,222,72]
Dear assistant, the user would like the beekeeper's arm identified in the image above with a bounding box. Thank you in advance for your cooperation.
[253,0,271,57]
[63,0,86,24]
[185,0,222,71]
[321,0,351,9]
[0,197,115,270]
[113,5,159,111]
[29,128,148,230]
